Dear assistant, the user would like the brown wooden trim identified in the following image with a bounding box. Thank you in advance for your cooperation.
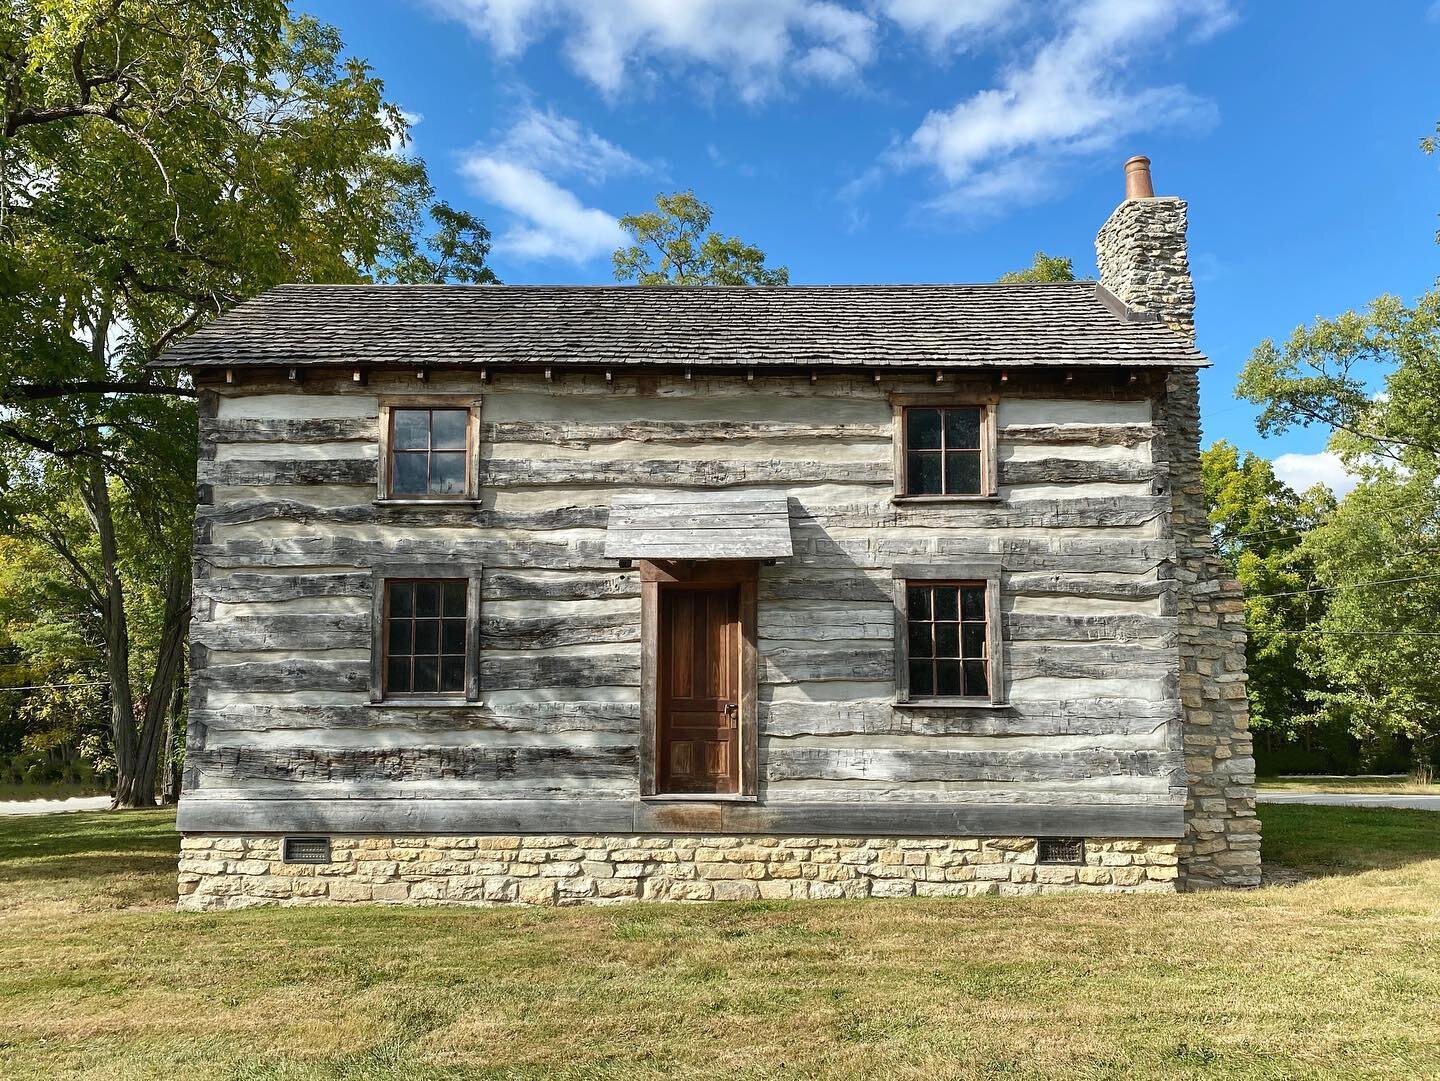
[890,392,1000,499]
[893,563,1006,707]
[376,395,483,501]
[638,559,759,798]
[370,563,483,703]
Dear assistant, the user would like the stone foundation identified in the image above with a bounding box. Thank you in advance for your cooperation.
[177,833,1181,911]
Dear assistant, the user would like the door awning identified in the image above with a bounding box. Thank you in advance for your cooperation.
[603,491,793,561]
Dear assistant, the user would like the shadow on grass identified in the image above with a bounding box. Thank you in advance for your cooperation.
[1260,804,1440,879]
[0,811,178,909]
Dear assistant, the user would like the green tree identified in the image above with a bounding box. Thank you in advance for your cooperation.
[0,2,497,805]
[997,252,1075,284]
[613,191,787,285]
[1201,441,1336,762]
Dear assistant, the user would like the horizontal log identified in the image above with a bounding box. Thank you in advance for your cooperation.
[1006,644,1173,681]
[761,647,893,683]
[197,658,366,693]
[197,537,600,570]
[998,423,1153,448]
[1004,573,1169,601]
[481,612,639,649]
[998,458,1161,485]
[765,746,1173,784]
[196,573,371,603]
[484,570,640,601]
[189,745,635,784]
[479,655,640,691]
[794,496,1167,531]
[483,419,890,446]
[207,417,377,443]
[195,702,641,735]
[176,797,1186,838]
[763,699,1179,738]
[200,458,377,486]
[203,500,609,531]
[192,614,367,651]
[1003,614,1175,643]
[479,458,890,487]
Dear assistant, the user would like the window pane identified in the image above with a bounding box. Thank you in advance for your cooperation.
[963,659,989,698]
[907,452,942,495]
[945,451,982,495]
[389,582,414,618]
[429,452,466,495]
[933,587,959,621]
[961,586,985,622]
[392,452,428,495]
[386,656,411,694]
[440,656,466,693]
[936,660,963,697]
[944,407,981,450]
[393,409,430,450]
[934,622,959,658]
[414,619,439,654]
[387,619,412,656]
[443,581,467,617]
[906,585,931,620]
[907,621,933,658]
[430,409,468,450]
[907,408,942,450]
[415,582,441,618]
[909,660,934,697]
[413,655,439,693]
[962,623,986,658]
[442,618,466,654]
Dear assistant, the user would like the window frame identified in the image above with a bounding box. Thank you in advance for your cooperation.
[891,393,999,502]
[376,397,482,503]
[892,563,1006,708]
[369,563,483,704]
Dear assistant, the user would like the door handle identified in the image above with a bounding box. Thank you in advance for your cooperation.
[724,702,738,726]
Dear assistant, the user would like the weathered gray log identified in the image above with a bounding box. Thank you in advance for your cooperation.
[1003,614,1175,643]
[761,647,893,683]
[202,500,609,531]
[998,423,1153,447]
[484,570,639,601]
[997,458,1162,485]
[759,574,894,603]
[792,496,1167,531]
[765,746,1172,783]
[200,459,377,486]
[1004,573,1169,601]
[481,612,639,649]
[1005,644,1173,680]
[197,659,367,693]
[190,744,636,783]
[195,573,371,603]
[483,420,891,446]
[177,797,1186,838]
[479,655,640,691]
[195,701,641,734]
[762,699,1178,738]
[479,458,890,487]
[207,417,378,443]
[191,614,368,651]
[197,537,602,570]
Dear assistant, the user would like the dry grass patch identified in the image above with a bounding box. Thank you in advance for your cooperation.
[0,806,1437,1079]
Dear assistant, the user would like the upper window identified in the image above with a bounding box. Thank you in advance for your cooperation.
[383,579,468,696]
[905,582,989,698]
[387,407,470,498]
[903,406,983,496]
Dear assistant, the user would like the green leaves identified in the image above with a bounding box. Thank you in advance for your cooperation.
[613,191,788,286]
[996,252,1075,284]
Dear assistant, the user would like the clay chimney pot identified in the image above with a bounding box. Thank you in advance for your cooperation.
[1124,155,1155,200]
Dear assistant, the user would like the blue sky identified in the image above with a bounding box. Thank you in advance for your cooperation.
[297,0,1440,489]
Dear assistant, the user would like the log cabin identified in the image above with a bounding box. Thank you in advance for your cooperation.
[161,156,1260,910]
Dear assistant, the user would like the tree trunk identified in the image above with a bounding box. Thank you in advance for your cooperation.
[137,560,190,806]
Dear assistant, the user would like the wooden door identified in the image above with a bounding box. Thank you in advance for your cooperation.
[658,584,740,794]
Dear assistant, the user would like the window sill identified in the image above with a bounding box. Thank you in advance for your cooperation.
[366,697,477,708]
[893,698,1012,710]
[374,497,481,507]
[891,494,1002,505]
[640,793,760,803]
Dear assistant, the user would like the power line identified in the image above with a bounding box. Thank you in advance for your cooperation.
[0,680,109,693]
[1245,571,1440,601]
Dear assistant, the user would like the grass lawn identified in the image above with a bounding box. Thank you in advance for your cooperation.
[0,781,110,802]
[1256,775,1439,795]
[1,808,1438,1079]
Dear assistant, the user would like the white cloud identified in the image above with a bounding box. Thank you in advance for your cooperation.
[457,108,642,265]
[1272,452,1361,498]
[876,0,1022,50]
[424,0,878,101]
[892,0,1233,217]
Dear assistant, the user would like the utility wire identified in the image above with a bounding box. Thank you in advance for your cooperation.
[0,680,109,693]
[1244,571,1440,601]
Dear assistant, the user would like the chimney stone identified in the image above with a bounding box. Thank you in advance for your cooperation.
[1095,158,1195,345]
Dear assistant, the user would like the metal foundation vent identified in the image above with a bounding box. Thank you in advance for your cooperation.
[1036,837,1085,864]
[282,836,332,865]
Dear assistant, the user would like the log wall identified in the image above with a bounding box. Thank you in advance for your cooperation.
[183,368,1186,837]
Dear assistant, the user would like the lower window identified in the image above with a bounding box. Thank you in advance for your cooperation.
[371,568,480,703]
[893,564,1004,705]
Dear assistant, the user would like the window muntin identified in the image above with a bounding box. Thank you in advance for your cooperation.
[389,408,469,497]
[904,581,989,698]
[904,406,983,496]
[383,579,468,696]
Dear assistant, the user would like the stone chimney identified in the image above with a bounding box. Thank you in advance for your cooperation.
[1095,155,1196,345]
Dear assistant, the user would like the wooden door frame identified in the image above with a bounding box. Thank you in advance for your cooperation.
[639,559,758,799]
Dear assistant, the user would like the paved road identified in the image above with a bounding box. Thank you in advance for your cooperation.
[1257,792,1440,811]
[0,796,112,816]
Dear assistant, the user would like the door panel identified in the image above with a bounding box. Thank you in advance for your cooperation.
[659,585,740,794]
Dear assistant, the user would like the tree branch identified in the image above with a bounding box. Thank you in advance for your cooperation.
[3,381,197,401]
